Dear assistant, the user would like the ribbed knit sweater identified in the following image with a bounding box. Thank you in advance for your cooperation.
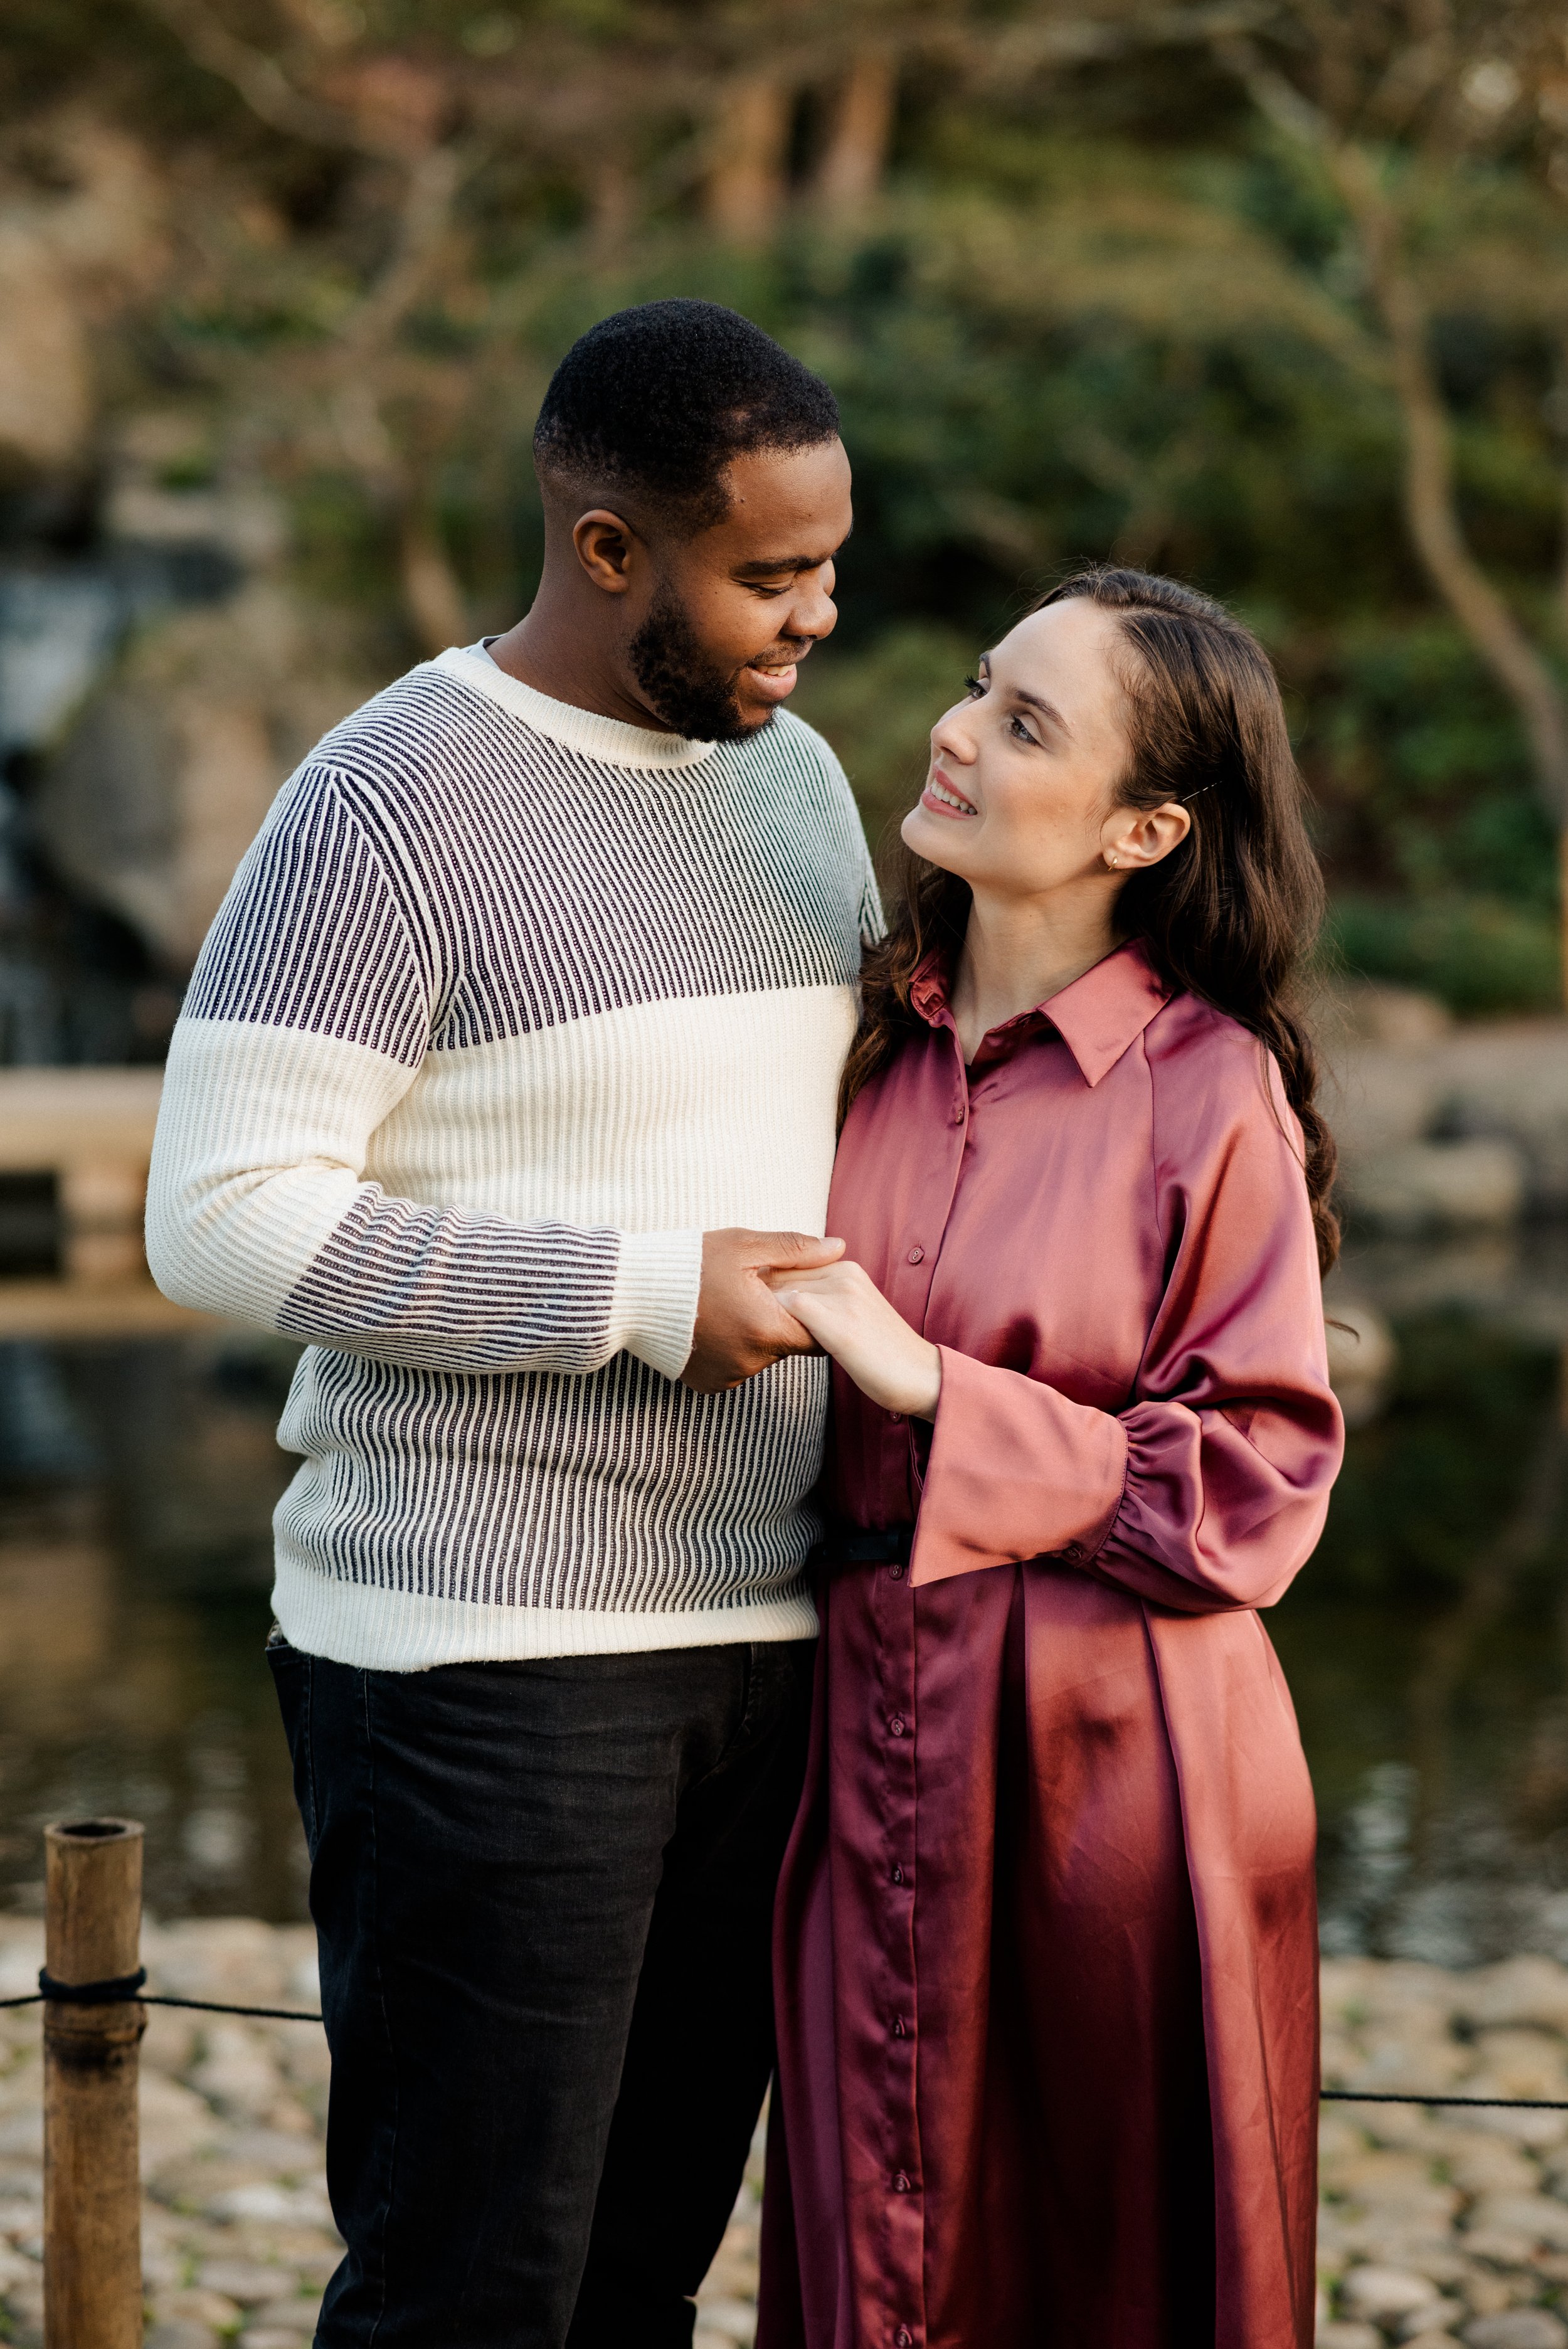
[146,644,880,1669]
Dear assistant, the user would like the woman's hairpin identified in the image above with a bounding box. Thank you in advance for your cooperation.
[1181,782,1216,803]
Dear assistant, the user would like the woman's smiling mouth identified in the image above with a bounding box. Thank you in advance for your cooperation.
[922,769,979,819]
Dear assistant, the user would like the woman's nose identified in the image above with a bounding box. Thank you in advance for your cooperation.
[931,704,977,762]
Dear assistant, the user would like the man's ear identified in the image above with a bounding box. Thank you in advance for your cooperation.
[572,509,640,595]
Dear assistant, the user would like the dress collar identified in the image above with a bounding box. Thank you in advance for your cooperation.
[909,936,1171,1086]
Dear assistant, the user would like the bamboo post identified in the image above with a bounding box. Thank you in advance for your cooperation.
[43,1817,146,2349]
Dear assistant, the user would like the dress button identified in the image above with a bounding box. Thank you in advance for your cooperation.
[891,1864,904,1884]
[888,1715,906,1737]
[887,1411,904,1424]
[950,1102,965,1124]
[906,1246,924,1265]
[896,2331,914,2348]
[889,1561,905,1580]
[1061,1542,1083,1561]
[893,2171,912,2193]
[892,2017,906,2038]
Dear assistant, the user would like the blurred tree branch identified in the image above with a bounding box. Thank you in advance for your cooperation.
[1221,4,1568,995]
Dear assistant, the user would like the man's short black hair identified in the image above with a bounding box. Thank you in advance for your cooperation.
[532,299,840,531]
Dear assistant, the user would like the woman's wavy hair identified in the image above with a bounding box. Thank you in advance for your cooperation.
[841,565,1340,1273]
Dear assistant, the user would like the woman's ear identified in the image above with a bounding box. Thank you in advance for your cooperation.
[1101,800,1190,873]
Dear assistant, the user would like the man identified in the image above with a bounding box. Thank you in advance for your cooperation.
[146,299,877,2347]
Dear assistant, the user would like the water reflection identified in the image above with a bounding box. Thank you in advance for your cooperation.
[0,1231,1564,1946]
[0,1332,306,1919]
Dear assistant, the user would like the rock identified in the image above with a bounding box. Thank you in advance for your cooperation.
[248,2296,324,2333]
[1459,1961,1568,2039]
[693,2296,756,2341]
[1328,985,1455,1049]
[36,588,376,965]
[203,2181,333,2227]
[1324,1299,1399,1429]
[184,2025,283,2119]
[198,2261,302,2304]
[1318,2325,1382,2348]
[153,2289,244,2329]
[1463,2316,1568,2349]
[1342,2265,1451,2317]
[144,2325,221,2349]
[1395,2308,1466,2340]
[1440,1024,1568,1214]
[1464,2196,1568,2251]
[0,120,166,476]
[237,2333,310,2349]
[1341,1140,1527,1235]
[1449,2142,1543,2195]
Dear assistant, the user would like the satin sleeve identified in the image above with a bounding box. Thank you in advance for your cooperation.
[909,1055,1345,1613]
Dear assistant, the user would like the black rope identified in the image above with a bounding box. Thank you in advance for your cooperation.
[0,1981,1559,2098]
[0,1968,322,2022]
[1322,2087,1568,2111]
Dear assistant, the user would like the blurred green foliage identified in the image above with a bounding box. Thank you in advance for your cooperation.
[4,6,1567,1007]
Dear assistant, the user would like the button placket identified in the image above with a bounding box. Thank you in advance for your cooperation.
[874,1549,923,2327]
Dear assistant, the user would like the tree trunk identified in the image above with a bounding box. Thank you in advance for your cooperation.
[1335,142,1568,1002]
[399,503,467,654]
[705,72,792,243]
[813,48,897,218]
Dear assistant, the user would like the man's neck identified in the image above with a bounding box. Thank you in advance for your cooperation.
[486,602,674,734]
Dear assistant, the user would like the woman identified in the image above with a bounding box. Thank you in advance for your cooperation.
[757,568,1345,2349]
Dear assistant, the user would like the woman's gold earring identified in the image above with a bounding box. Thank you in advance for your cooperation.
[1106,854,1119,870]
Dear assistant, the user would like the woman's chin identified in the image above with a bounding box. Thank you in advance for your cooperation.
[901,804,972,871]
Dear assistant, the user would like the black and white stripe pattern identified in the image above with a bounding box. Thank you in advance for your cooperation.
[147,647,877,1668]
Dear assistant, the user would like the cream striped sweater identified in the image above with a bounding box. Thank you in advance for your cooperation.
[146,644,879,1669]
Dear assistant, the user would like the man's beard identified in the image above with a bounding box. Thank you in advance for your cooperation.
[628,589,770,743]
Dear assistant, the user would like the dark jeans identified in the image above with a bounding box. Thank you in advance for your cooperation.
[268,1630,815,2349]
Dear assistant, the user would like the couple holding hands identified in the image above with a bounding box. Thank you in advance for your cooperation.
[148,300,1343,2349]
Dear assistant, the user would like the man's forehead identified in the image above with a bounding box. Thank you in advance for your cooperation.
[710,438,852,566]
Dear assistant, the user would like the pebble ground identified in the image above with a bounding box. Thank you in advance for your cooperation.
[13,1925,1568,2346]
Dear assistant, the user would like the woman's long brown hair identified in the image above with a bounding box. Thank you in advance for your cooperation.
[841,566,1340,1273]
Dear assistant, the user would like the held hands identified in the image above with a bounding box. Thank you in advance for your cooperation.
[681,1229,848,1393]
[679,1231,943,1419]
[768,1258,943,1421]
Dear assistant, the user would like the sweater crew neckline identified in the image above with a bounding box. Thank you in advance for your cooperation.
[433,643,720,773]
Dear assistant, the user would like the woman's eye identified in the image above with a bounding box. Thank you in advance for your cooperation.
[963,674,985,699]
[1009,714,1036,743]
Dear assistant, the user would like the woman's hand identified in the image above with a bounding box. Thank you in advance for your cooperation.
[768,1256,943,1419]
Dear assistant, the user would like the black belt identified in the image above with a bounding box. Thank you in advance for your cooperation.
[827,1524,913,1567]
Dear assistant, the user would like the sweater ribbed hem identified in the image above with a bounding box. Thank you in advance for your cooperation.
[433,644,719,772]
[272,1551,818,1669]
[612,1226,703,1379]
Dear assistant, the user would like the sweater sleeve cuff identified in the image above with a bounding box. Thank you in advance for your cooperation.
[909,1345,1128,1587]
[610,1228,704,1380]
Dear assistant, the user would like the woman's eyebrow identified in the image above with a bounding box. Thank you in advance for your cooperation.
[1008,684,1073,736]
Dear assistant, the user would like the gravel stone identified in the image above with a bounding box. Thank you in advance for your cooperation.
[1463,2317,1568,2348]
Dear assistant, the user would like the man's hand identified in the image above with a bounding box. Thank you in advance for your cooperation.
[681,1229,847,1393]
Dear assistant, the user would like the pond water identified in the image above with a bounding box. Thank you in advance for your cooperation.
[1,1229,1567,1955]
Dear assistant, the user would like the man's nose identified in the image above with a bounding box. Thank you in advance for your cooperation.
[787,570,839,643]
